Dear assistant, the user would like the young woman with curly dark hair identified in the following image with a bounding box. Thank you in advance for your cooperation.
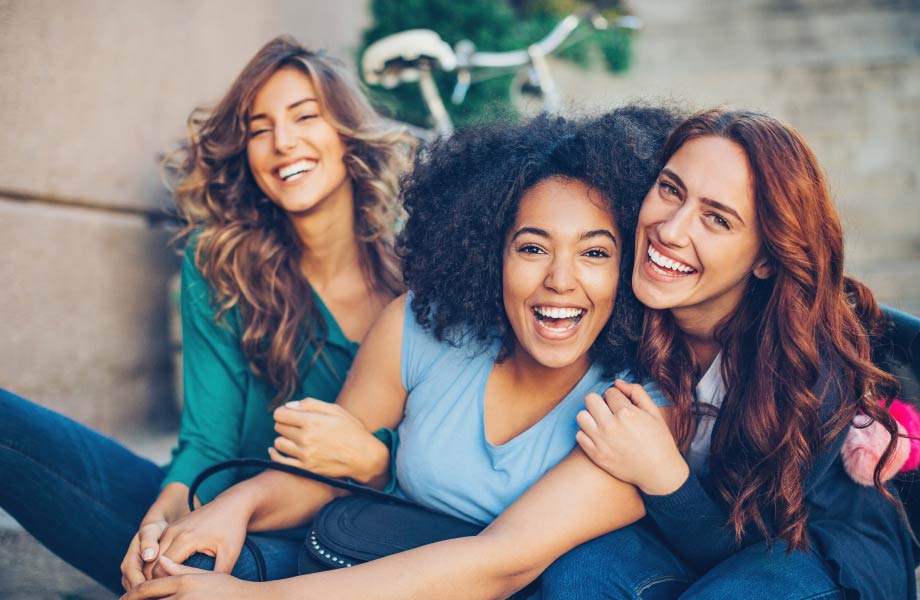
[119,107,684,599]
[0,35,412,594]
[539,109,916,599]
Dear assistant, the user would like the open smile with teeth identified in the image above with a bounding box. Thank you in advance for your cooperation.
[533,305,585,332]
[648,245,697,276]
[278,159,317,182]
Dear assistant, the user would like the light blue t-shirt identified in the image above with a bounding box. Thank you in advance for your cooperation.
[395,296,667,526]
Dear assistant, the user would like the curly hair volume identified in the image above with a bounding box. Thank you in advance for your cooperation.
[399,106,678,375]
[170,36,414,406]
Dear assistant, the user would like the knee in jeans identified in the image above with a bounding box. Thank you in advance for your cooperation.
[542,546,598,592]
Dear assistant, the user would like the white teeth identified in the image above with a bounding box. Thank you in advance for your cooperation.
[534,306,584,319]
[279,160,316,181]
[648,246,695,273]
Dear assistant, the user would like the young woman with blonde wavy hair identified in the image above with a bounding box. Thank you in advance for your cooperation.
[0,35,413,595]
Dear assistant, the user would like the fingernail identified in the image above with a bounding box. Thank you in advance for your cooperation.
[285,400,301,407]
[142,548,155,560]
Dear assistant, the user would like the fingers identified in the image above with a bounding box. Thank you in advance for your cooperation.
[212,546,240,575]
[159,554,210,576]
[602,386,632,414]
[121,535,147,591]
[613,380,661,415]
[575,429,597,457]
[267,446,302,467]
[272,422,299,439]
[272,435,301,458]
[291,397,341,414]
[138,520,167,562]
[120,575,180,600]
[273,398,340,424]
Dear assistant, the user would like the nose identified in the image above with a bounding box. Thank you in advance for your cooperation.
[544,253,577,294]
[273,123,297,153]
[656,203,692,248]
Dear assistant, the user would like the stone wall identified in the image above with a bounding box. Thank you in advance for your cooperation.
[0,0,369,434]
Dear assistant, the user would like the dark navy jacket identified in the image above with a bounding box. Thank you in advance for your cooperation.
[643,361,916,599]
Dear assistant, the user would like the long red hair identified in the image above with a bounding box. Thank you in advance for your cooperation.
[640,108,899,550]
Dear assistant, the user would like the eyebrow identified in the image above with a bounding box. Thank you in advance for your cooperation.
[660,167,745,226]
[249,97,318,122]
[510,226,618,246]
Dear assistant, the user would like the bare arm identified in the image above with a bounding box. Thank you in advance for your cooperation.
[128,447,646,600]
[149,296,410,570]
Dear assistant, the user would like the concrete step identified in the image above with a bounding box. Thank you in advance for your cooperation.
[0,430,175,600]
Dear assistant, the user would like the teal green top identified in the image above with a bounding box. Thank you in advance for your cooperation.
[163,244,393,503]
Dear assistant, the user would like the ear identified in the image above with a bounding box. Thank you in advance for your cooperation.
[753,256,773,280]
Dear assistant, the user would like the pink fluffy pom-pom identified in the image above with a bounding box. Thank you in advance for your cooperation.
[841,413,909,486]
[888,399,920,472]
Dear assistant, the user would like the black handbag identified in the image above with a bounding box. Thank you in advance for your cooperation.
[302,493,481,570]
[188,459,482,574]
[189,459,540,598]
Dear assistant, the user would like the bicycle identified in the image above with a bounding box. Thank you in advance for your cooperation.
[360,6,642,140]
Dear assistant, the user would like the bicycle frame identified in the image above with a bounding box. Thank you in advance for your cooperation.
[361,6,641,139]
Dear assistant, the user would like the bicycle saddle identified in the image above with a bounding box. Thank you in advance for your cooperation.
[362,29,457,88]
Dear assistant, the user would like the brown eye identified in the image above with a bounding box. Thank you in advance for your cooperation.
[705,213,731,230]
[518,244,545,255]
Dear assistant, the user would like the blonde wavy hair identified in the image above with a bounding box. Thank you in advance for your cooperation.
[170,36,414,406]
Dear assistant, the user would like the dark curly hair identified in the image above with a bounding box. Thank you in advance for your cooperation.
[399,106,678,375]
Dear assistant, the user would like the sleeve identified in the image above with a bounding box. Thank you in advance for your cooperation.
[161,246,250,502]
[641,361,848,572]
[643,379,670,407]
[372,427,400,494]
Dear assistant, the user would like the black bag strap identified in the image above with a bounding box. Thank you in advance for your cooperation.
[187,457,419,513]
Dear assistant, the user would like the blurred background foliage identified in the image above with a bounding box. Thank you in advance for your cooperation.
[358,0,635,129]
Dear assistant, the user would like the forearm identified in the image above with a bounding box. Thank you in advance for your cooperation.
[259,450,645,600]
[215,470,341,532]
[252,534,541,600]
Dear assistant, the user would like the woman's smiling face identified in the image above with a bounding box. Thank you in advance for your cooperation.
[632,135,771,332]
[503,177,621,372]
[245,66,350,216]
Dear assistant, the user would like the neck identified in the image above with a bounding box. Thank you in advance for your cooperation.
[288,179,365,290]
[671,309,722,373]
[500,348,592,400]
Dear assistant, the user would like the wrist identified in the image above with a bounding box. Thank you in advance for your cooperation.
[638,458,690,497]
[220,480,264,525]
[354,437,390,485]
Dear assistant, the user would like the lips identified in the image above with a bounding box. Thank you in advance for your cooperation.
[277,159,317,182]
[532,305,585,335]
[646,243,697,277]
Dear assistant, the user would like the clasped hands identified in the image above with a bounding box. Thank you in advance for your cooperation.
[120,397,382,591]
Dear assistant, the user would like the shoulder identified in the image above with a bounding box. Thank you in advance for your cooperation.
[356,294,408,358]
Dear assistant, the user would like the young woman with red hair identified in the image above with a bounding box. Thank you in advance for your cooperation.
[540,108,916,599]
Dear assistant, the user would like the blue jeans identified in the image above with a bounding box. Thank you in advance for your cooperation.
[184,534,302,580]
[0,389,301,593]
[541,520,843,600]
